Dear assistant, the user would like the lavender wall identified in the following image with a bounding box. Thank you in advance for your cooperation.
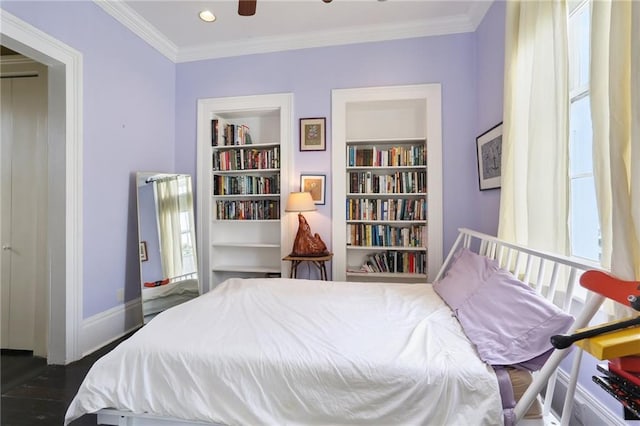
[474,0,505,236]
[2,1,176,317]
[176,34,479,257]
[2,0,497,320]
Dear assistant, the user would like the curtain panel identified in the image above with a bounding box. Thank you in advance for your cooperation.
[590,0,639,315]
[498,0,570,256]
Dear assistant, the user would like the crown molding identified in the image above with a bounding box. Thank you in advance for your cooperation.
[177,14,477,63]
[466,1,494,30]
[93,0,178,62]
[93,0,491,64]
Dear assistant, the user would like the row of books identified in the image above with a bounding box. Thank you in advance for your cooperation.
[357,250,427,274]
[347,223,426,248]
[215,200,280,220]
[213,174,280,196]
[348,170,426,194]
[346,198,427,221]
[211,119,253,146]
[213,146,280,171]
[594,361,640,418]
[347,145,426,167]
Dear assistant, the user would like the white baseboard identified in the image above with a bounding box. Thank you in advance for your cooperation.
[80,298,142,357]
[554,368,627,426]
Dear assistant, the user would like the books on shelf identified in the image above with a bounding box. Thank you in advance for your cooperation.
[346,198,426,221]
[215,199,280,220]
[356,250,426,275]
[348,170,426,194]
[213,174,280,196]
[347,223,426,247]
[213,146,280,171]
[211,119,252,146]
[347,144,426,167]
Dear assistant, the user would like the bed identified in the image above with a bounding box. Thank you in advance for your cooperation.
[65,228,607,426]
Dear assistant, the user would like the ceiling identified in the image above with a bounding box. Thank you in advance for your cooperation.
[98,0,493,63]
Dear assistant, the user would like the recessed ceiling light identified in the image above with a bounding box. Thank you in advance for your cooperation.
[199,10,216,22]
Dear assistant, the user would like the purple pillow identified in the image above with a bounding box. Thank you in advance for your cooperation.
[433,248,574,368]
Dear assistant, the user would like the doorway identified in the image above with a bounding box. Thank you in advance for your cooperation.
[1,10,84,364]
[1,55,48,357]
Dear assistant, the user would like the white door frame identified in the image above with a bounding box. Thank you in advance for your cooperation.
[1,10,83,364]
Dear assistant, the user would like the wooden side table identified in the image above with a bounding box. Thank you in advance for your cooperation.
[283,253,333,281]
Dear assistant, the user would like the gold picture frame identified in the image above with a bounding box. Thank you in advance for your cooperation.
[300,117,326,151]
[300,174,326,205]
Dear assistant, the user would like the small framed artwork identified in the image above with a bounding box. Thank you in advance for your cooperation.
[476,123,503,191]
[300,174,326,205]
[139,241,148,262]
[300,117,326,151]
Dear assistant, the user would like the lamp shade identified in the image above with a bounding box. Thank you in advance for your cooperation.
[285,192,317,212]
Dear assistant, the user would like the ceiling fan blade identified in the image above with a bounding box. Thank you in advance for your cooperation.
[238,0,256,16]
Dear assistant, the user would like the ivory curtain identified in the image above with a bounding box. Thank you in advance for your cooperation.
[590,0,639,315]
[155,176,183,280]
[498,0,570,256]
[590,0,640,280]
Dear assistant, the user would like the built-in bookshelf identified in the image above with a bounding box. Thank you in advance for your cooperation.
[197,94,293,292]
[331,85,443,283]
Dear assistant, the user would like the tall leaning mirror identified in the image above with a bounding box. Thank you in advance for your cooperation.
[136,172,200,323]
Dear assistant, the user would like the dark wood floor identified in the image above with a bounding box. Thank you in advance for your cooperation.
[1,335,132,426]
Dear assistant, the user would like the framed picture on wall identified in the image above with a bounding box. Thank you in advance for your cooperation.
[300,117,326,151]
[476,123,503,190]
[300,174,326,205]
[139,241,148,262]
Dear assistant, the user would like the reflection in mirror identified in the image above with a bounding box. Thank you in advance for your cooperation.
[137,172,199,323]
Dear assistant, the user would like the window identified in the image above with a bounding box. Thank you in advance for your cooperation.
[568,0,601,262]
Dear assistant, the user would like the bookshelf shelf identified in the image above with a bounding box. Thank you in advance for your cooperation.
[213,194,280,199]
[212,265,281,274]
[346,220,426,225]
[345,137,427,145]
[197,93,293,291]
[346,246,427,251]
[212,242,280,249]
[214,169,280,176]
[346,192,427,198]
[332,84,443,283]
[211,142,280,151]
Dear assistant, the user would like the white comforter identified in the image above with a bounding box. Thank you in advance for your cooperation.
[65,278,502,425]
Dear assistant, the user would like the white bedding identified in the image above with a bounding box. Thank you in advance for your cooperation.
[65,278,502,425]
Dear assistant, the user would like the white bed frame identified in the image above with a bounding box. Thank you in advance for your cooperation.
[96,228,608,426]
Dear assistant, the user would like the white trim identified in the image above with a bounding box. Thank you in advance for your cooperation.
[81,298,142,357]
[177,16,476,63]
[466,1,494,30]
[90,0,489,63]
[0,9,84,364]
[331,84,443,282]
[93,0,178,62]
[196,93,294,292]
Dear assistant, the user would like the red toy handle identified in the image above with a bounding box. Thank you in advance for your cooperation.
[580,270,640,310]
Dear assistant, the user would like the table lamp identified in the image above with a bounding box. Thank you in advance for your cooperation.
[285,192,328,256]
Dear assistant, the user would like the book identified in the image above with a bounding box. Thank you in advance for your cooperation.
[211,119,219,146]
[592,375,640,418]
[596,363,640,398]
[611,356,640,373]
